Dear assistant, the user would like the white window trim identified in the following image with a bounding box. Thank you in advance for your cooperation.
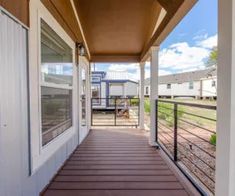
[78,56,90,143]
[29,2,77,173]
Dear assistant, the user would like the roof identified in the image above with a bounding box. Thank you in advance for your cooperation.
[42,0,197,62]
[145,68,217,85]
[92,71,138,83]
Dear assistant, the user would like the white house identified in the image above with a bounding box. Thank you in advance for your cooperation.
[144,68,217,99]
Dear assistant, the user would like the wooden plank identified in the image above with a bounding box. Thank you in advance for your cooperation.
[59,169,173,176]
[69,156,162,161]
[62,164,169,170]
[43,189,189,196]
[54,175,178,182]
[66,160,166,165]
[48,181,183,190]
[72,153,160,157]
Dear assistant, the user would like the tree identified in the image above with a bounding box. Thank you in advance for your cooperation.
[206,47,217,67]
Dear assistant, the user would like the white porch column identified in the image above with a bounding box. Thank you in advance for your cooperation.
[215,1,235,195]
[149,46,159,146]
[139,62,145,130]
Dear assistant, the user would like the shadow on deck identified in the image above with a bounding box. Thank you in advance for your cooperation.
[41,128,200,196]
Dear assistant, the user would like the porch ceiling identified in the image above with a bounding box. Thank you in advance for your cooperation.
[42,0,197,62]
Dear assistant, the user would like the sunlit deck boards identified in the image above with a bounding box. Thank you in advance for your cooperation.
[42,129,195,196]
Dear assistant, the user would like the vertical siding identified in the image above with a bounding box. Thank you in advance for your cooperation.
[0,11,28,196]
[0,10,79,196]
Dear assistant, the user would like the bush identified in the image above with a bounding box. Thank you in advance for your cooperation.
[210,134,216,146]
[144,99,151,114]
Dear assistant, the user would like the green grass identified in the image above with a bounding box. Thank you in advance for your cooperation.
[144,98,216,130]
[210,134,216,146]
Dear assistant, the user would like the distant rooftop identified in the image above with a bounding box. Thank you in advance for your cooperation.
[92,71,137,83]
[145,68,217,85]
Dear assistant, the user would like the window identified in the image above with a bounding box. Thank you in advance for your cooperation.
[81,68,86,126]
[146,86,149,95]
[189,81,194,89]
[40,19,73,146]
[167,84,171,89]
[92,84,100,104]
[212,80,216,87]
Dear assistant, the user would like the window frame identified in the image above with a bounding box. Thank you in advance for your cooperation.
[29,6,77,173]
[189,81,194,89]
[167,84,171,89]
[40,18,74,147]
[212,80,216,87]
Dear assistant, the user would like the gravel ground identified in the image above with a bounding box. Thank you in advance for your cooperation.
[144,113,216,195]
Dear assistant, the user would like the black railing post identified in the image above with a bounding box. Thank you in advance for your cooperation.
[114,98,117,126]
[174,103,178,162]
[91,98,93,126]
[155,99,158,143]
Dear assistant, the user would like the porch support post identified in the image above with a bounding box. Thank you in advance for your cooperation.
[149,46,159,146]
[139,62,145,130]
[216,0,235,195]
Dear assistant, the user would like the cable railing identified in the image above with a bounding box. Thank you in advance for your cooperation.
[156,99,216,195]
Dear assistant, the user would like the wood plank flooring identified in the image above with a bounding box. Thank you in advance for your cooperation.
[41,129,195,196]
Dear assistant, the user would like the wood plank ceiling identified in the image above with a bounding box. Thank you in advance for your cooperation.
[41,0,197,63]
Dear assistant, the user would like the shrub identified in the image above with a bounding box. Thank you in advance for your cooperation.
[144,99,151,114]
[210,134,216,146]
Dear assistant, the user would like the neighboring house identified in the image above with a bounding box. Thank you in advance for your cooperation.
[91,71,138,108]
[144,68,217,99]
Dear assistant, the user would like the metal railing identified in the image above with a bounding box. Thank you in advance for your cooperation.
[156,99,216,195]
[91,98,139,127]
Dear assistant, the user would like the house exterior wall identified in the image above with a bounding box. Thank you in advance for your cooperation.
[109,83,124,96]
[125,81,138,97]
[202,78,217,97]
[160,81,201,97]
[145,78,217,98]
[0,1,90,195]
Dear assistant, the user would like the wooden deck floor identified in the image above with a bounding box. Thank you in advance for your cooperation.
[42,129,198,196]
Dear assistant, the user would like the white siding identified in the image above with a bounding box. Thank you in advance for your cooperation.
[202,78,217,97]
[0,10,29,196]
[158,81,201,97]
[125,82,138,97]
[109,83,124,96]
[0,2,84,195]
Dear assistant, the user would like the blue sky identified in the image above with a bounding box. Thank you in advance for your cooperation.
[94,0,218,80]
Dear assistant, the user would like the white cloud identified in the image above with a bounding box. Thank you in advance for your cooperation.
[159,42,209,70]
[159,34,218,72]
[108,63,139,72]
[94,34,218,79]
[196,34,217,48]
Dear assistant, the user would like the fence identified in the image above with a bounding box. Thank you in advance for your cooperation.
[156,99,216,195]
[91,98,139,127]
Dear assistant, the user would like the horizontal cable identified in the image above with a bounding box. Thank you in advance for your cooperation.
[179,110,216,122]
[159,131,215,184]
[158,126,215,170]
[178,118,216,134]
[158,126,215,169]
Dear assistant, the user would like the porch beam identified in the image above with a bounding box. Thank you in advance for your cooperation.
[140,0,196,62]
[149,46,159,146]
[139,62,145,130]
[216,0,235,195]
[90,54,140,63]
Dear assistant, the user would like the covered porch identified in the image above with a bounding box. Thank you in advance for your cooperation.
[1,0,235,196]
